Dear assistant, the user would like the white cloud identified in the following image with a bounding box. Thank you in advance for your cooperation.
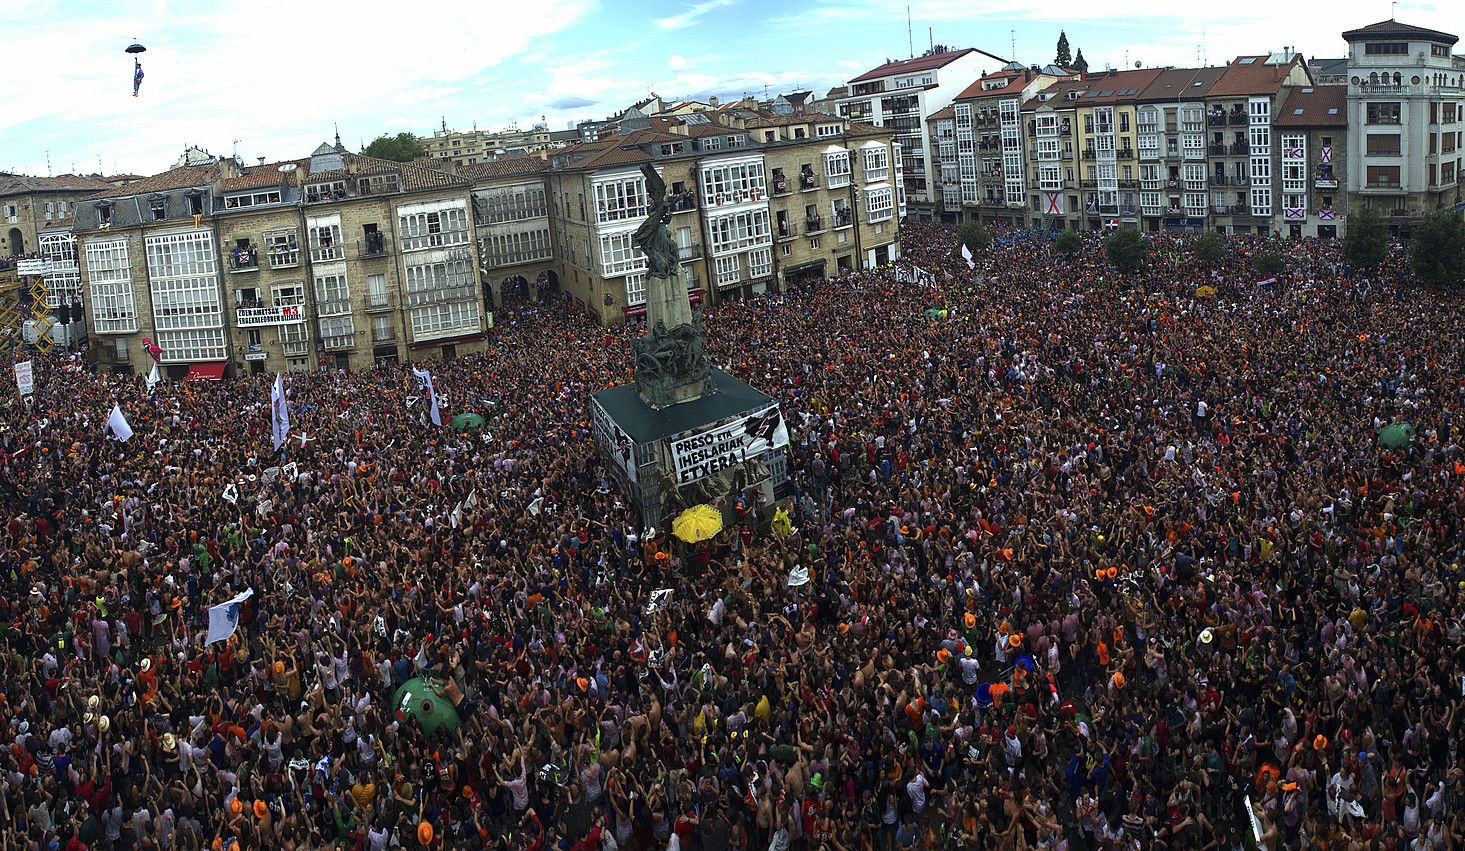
[668,54,688,70]
[3,0,596,175]
[656,0,735,31]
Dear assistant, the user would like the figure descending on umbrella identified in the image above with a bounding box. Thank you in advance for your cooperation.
[126,42,146,97]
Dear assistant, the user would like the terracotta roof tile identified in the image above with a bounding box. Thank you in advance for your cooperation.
[457,156,551,181]
[927,105,956,122]
[1206,56,1301,97]
[850,48,1003,83]
[1022,68,1165,109]
[1272,85,1348,127]
[86,164,221,200]
[955,70,1029,101]
[220,162,305,192]
[1342,20,1457,44]
[0,173,115,199]
[1134,67,1225,102]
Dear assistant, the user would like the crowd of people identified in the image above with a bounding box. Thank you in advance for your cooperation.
[1,221,1462,850]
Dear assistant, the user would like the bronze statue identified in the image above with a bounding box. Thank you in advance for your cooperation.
[629,162,714,409]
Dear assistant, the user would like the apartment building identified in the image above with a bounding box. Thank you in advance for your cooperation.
[1133,67,1226,232]
[548,112,900,324]
[1273,85,1350,237]
[1,173,110,258]
[462,156,556,304]
[74,144,488,377]
[1341,20,1463,231]
[423,123,579,167]
[931,65,1073,224]
[1203,52,1315,235]
[836,47,1007,213]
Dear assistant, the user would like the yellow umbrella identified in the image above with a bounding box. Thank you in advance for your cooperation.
[672,504,723,543]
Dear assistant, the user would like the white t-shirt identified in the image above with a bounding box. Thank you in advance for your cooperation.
[906,773,929,813]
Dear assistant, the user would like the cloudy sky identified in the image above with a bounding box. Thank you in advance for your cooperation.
[2,0,1458,177]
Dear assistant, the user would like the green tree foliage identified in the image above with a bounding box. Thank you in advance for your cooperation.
[1252,250,1286,277]
[1055,32,1072,67]
[1343,206,1389,271]
[1192,231,1225,267]
[1072,49,1088,73]
[959,220,990,254]
[361,132,427,163]
[1410,209,1465,290]
[1104,227,1147,275]
[1054,228,1082,257]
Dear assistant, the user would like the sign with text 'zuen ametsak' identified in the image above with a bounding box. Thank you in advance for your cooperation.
[235,305,304,327]
[668,405,788,485]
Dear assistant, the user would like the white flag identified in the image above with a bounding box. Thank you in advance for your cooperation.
[270,373,290,451]
[206,588,254,645]
[145,363,160,391]
[411,366,443,427]
[961,243,975,270]
[105,404,134,442]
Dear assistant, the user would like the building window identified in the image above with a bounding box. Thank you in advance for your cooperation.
[305,181,347,203]
[862,146,890,182]
[1366,165,1402,187]
[474,184,547,224]
[156,328,227,362]
[708,208,772,254]
[307,220,343,261]
[865,186,894,223]
[598,231,647,277]
[702,135,722,151]
[315,273,351,316]
[405,258,474,308]
[398,205,469,251]
[815,124,841,138]
[85,238,138,333]
[1364,42,1408,55]
[484,226,552,267]
[825,151,852,188]
[1365,134,1402,155]
[409,300,477,342]
[727,135,745,148]
[1366,102,1402,125]
[748,248,772,279]
[223,190,283,209]
[145,231,223,334]
[699,159,766,208]
[715,254,740,287]
[625,274,646,306]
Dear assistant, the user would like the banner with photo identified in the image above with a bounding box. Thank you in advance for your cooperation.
[590,399,639,485]
[668,405,788,486]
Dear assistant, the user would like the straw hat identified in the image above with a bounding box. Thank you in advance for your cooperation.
[417,822,434,845]
[253,800,268,819]
[162,732,177,752]
[1008,633,1022,648]
[98,716,110,733]
[1198,628,1214,645]
[229,797,243,815]
[963,612,976,629]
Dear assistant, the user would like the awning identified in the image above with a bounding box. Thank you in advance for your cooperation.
[184,362,226,381]
[408,331,486,351]
[784,259,827,275]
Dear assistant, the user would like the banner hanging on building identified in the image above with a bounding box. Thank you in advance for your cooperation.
[590,399,639,485]
[668,405,788,485]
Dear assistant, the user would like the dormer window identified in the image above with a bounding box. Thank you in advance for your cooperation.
[187,192,204,215]
[98,201,114,228]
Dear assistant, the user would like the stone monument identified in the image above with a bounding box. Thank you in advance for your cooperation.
[589,164,789,529]
[629,163,717,410]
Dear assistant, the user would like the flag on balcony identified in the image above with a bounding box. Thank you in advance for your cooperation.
[960,243,975,270]
[411,367,443,427]
[270,373,290,451]
[105,405,134,442]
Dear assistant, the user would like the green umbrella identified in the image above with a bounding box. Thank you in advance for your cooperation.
[392,677,461,735]
[450,412,485,431]
[1378,422,1414,450]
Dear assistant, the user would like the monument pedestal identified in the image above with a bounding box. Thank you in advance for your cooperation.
[591,368,789,530]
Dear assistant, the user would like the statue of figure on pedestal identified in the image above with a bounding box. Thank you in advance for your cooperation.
[630,163,715,409]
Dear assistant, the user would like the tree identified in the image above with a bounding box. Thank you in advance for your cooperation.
[1072,49,1089,74]
[1343,206,1389,272]
[1055,32,1072,67]
[959,220,990,254]
[1104,227,1147,275]
[1411,209,1465,290]
[361,132,426,163]
[1252,250,1286,277]
[1192,231,1225,267]
[1054,228,1082,257]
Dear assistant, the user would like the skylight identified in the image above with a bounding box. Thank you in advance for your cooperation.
[1238,58,1257,65]
[1294,108,1305,114]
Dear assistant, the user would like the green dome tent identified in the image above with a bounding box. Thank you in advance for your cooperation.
[392,677,461,735]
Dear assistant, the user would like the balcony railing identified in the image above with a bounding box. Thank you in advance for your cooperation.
[1117,148,1134,159]
[1165,207,1183,216]
[770,176,791,196]
[677,243,703,262]
[365,293,393,312]
[1081,149,1096,160]
[1166,180,1181,189]
[483,248,553,268]
[1208,114,1227,127]
[267,246,299,268]
[1080,179,1097,189]
[776,223,796,240]
[1229,113,1248,126]
[1213,204,1232,214]
[227,248,259,272]
[667,193,697,213]
[1315,177,1339,189]
[799,172,818,191]
[1208,143,1227,156]
[832,209,854,229]
[1118,180,1138,189]
[355,237,389,259]
[804,216,825,234]
[1229,143,1250,155]
[322,335,354,351]
[371,326,395,343]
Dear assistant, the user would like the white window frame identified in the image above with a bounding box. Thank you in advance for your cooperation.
[593,174,649,225]
[865,186,894,223]
[714,254,740,287]
[85,238,137,333]
[598,231,647,277]
[824,151,852,188]
[862,146,890,182]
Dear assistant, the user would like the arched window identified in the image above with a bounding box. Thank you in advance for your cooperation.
[1369,72,1379,86]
